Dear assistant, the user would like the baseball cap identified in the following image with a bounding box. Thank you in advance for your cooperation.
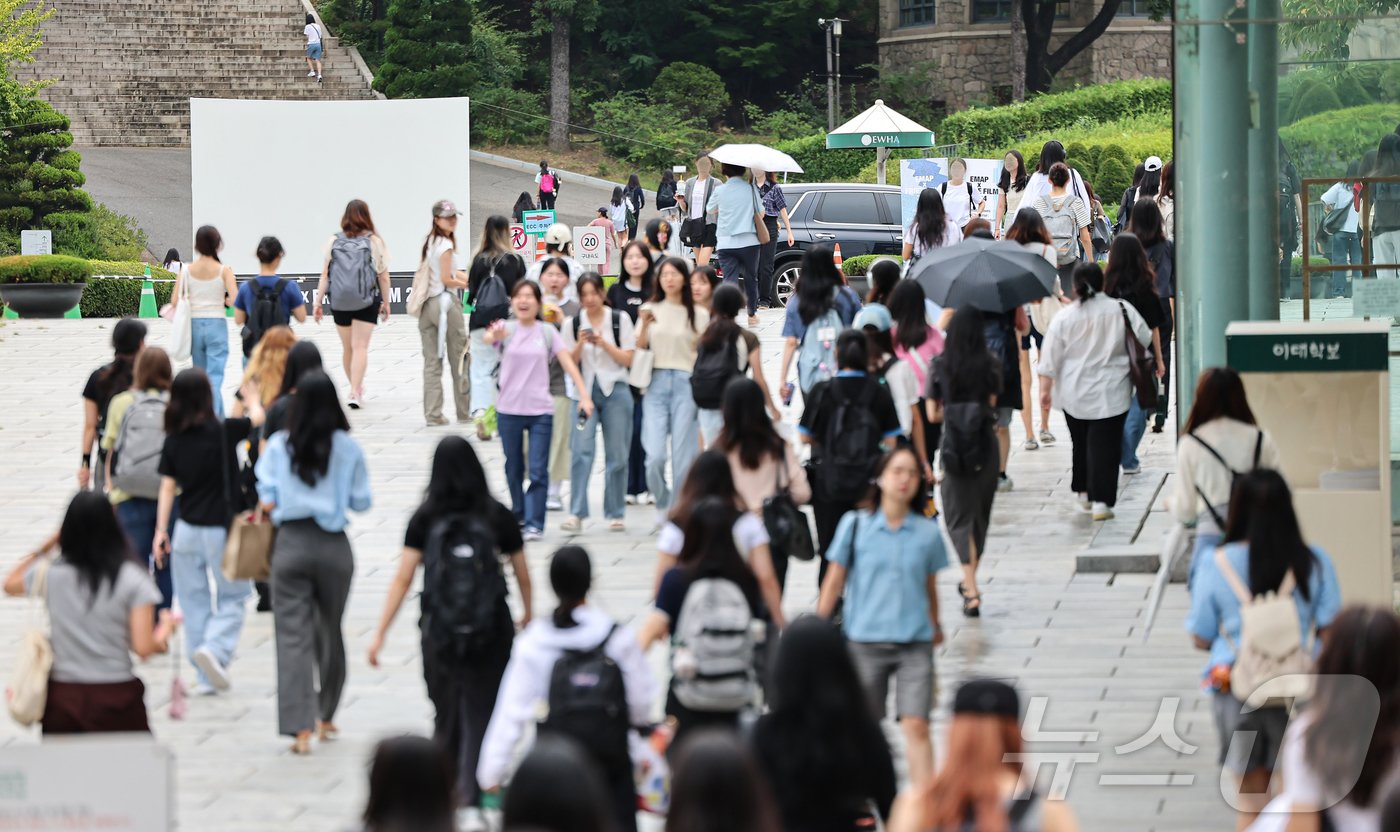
[431,199,462,218]
[1144,156,1163,172]
[853,304,892,332]
[953,679,1019,718]
[597,206,609,214]
[544,224,572,246]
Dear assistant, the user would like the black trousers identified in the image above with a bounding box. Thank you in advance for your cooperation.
[812,491,856,590]
[628,392,646,495]
[758,216,780,304]
[539,191,556,210]
[1065,410,1128,507]
[423,639,511,808]
[1155,297,1173,429]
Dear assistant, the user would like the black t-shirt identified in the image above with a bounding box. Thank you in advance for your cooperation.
[403,500,524,555]
[655,567,763,632]
[606,280,649,324]
[927,355,1001,405]
[83,362,127,437]
[1114,288,1165,332]
[981,311,1022,409]
[157,418,252,527]
[1145,239,1175,299]
[799,375,901,464]
[263,395,292,440]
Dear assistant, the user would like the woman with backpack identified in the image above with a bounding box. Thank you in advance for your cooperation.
[4,492,176,734]
[233,236,306,361]
[478,546,654,832]
[656,168,678,213]
[609,186,630,245]
[1322,160,1363,299]
[995,150,1030,238]
[153,367,263,695]
[637,256,708,524]
[885,679,1079,832]
[367,436,531,812]
[889,281,943,485]
[171,225,238,416]
[1038,263,1150,522]
[1007,209,1062,451]
[817,446,948,787]
[255,371,370,754]
[1032,163,1094,296]
[1169,368,1280,591]
[752,616,896,832]
[694,284,775,447]
[102,347,176,615]
[638,495,770,744]
[536,161,559,211]
[1126,198,1175,433]
[857,306,925,462]
[80,319,146,491]
[607,242,654,505]
[313,200,391,410]
[624,173,645,243]
[1025,139,1091,203]
[940,158,986,235]
[1186,469,1342,830]
[562,273,636,533]
[926,306,1001,619]
[1104,233,1166,476]
[779,245,862,399]
[466,215,527,440]
[1156,161,1176,241]
[415,200,471,427]
[483,281,592,541]
[901,187,962,264]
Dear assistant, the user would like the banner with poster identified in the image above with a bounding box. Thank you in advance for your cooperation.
[900,158,1004,232]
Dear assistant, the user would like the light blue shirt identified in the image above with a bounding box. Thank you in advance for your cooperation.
[826,508,948,643]
[1185,541,1341,680]
[255,430,371,532]
[714,177,762,250]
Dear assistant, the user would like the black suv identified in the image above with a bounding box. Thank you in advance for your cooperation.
[771,183,903,307]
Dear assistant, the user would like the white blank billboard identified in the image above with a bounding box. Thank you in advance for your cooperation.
[190,97,470,276]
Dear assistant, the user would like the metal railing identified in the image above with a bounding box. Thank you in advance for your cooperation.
[1299,175,1400,320]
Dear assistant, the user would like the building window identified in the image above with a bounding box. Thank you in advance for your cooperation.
[900,0,936,26]
[972,0,1067,23]
[1120,0,1152,15]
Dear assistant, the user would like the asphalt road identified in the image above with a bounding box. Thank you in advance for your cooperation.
[75,147,613,264]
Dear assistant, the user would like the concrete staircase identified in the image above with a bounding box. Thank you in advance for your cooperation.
[14,0,379,147]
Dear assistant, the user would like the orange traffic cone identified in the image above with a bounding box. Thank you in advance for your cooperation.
[535,236,547,262]
[832,243,844,270]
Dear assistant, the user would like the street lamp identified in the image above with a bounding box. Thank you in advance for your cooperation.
[819,17,845,132]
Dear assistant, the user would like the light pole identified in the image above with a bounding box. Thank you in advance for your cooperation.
[819,17,845,131]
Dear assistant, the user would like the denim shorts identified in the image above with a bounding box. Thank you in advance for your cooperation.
[307,42,323,60]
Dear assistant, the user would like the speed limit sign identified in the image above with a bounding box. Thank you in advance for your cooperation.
[574,226,607,268]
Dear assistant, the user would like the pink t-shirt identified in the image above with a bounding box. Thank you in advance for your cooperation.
[495,321,566,416]
[890,325,943,391]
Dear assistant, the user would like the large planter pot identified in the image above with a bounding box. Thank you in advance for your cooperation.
[0,283,85,318]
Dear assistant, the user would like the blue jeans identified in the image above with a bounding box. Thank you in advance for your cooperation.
[716,245,762,316]
[499,412,552,531]
[171,519,252,686]
[1331,230,1362,296]
[191,317,228,417]
[570,382,634,520]
[1121,396,1148,471]
[698,408,724,448]
[115,497,175,614]
[469,329,497,416]
[641,368,699,510]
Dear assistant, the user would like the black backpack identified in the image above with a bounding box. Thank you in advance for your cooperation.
[539,624,631,774]
[818,380,882,503]
[468,256,512,330]
[941,401,994,477]
[421,513,509,662]
[690,334,746,410]
[241,278,289,355]
[657,181,677,210]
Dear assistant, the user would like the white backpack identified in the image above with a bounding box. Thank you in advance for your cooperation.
[1041,195,1082,266]
[1214,549,1314,707]
[671,577,758,712]
[111,392,168,500]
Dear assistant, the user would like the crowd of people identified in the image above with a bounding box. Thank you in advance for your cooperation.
[8,143,1399,832]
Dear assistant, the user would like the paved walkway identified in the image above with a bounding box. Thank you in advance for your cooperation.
[0,311,1227,830]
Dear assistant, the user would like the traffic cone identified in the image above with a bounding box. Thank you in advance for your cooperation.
[535,236,547,262]
[64,304,81,319]
[3,305,16,319]
[832,243,844,271]
[138,266,158,318]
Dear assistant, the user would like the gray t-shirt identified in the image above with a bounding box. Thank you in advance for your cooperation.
[25,558,161,684]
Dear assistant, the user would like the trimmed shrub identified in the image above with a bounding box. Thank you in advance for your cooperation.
[80,276,174,318]
[774,133,873,183]
[1282,104,1400,179]
[0,254,92,284]
[48,203,148,261]
[939,80,1172,154]
[843,254,900,277]
[1288,84,1343,126]
[88,260,175,279]
[1334,73,1373,108]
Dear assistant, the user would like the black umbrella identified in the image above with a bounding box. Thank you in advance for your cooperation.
[908,236,1059,313]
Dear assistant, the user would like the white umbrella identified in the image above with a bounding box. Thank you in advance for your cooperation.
[707,143,805,174]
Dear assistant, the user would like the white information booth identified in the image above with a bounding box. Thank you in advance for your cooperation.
[1225,320,1393,604]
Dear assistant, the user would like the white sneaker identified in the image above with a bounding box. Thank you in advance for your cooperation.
[457,807,487,832]
[193,647,230,691]
[546,496,564,511]
[1092,502,1114,521]
[1077,494,1092,511]
[522,527,544,542]
[625,494,638,505]
[307,70,317,77]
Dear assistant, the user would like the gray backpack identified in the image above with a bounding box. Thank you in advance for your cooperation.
[328,234,378,311]
[1042,195,1082,266]
[671,576,758,712]
[111,392,167,499]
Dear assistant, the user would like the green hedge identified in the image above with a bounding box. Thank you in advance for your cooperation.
[1009,116,1173,203]
[773,134,871,183]
[843,254,900,276]
[0,254,92,284]
[80,277,173,318]
[89,260,176,280]
[940,80,1173,154]
[1282,103,1400,180]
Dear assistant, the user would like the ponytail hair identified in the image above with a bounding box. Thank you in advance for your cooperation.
[550,546,592,629]
[1073,262,1104,300]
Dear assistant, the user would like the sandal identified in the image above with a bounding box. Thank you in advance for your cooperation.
[608,519,626,532]
[962,593,982,618]
[1023,438,1039,451]
[290,731,313,755]
[561,516,583,533]
[316,720,338,741]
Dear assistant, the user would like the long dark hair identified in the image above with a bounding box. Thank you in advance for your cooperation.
[888,280,929,353]
[862,446,929,515]
[669,449,744,528]
[1104,233,1157,308]
[511,192,535,222]
[758,616,890,814]
[165,367,216,434]
[913,188,949,250]
[717,378,785,471]
[418,435,505,522]
[1005,208,1052,246]
[59,491,138,600]
[1181,367,1257,435]
[866,258,900,305]
[1036,140,1068,175]
[163,248,181,269]
[362,735,455,832]
[795,244,842,325]
[502,737,612,832]
[627,172,641,192]
[286,371,350,487]
[93,318,147,407]
[651,255,697,330]
[998,150,1028,193]
[550,546,592,629]
[940,306,1000,403]
[194,225,222,260]
[666,729,780,832]
[1159,161,1175,200]
[699,283,745,353]
[1223,469,1315,601]
[1305,606,1400,808]
[611,185,624,207]
[421,213,457,262]
[278,341,324,400]
[1127,198,1167,248]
